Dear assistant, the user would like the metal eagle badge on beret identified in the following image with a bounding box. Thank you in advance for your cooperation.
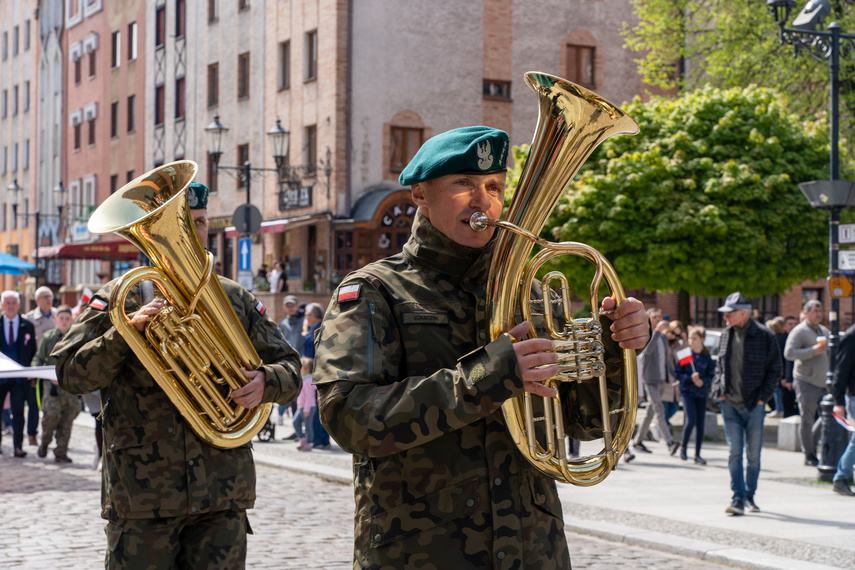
[187,182,209,209]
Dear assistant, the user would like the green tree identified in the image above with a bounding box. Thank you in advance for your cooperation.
[624,0,855,156]
[508,85,838,299]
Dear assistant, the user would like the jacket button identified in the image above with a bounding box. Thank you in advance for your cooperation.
[110,444,115,450]
[167,427,173,433]
[494,477,502,486]
[188,460,194,466]
[466,498,475,507]
[191,507,197,513]
[479,332,486,340]
[497,551,505,560]
[374,533,382,543]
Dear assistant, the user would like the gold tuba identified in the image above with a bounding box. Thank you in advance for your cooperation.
[471,72,640,485]
[87,161,271,449]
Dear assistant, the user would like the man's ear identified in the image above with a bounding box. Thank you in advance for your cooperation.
[411,182,427,207]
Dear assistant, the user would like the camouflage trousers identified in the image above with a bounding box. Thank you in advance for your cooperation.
[105,510,251,570]
[40,391,80,457]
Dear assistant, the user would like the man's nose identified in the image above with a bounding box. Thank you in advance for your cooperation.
[469,185,492,210]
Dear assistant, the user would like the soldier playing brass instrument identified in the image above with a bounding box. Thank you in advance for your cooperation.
[53,181,302,569]
[314,127,649,569]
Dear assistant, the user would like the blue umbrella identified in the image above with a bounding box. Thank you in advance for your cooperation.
[0,251,36,275]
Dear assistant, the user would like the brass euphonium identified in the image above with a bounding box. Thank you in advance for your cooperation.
[87,161,271,449]
[471,72,640,485]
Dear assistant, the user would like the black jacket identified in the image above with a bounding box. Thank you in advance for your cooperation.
[711,318,781,411]
[833,324,855,406]
[0,316,37,374]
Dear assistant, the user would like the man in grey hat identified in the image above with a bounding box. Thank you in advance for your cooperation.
[711,292,782,516]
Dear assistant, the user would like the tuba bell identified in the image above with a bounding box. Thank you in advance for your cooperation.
[87,161,272,449]
[471,72,640,485]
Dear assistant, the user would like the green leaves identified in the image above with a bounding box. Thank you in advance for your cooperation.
[509,85,832,298]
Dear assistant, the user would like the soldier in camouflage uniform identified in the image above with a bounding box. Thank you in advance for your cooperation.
[53,182,302,570]
[35,304,79,462]
[314,127,650,569]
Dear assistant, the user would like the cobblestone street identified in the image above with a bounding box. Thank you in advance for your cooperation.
[0,425,731,569]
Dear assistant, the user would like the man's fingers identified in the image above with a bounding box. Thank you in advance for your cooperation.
[524,379,557,398]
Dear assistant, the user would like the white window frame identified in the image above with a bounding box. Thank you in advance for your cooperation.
[111,30,121,68]
[128,22,138,61]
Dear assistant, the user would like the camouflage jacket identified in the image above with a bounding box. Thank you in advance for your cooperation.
[53,276,301,521]
[314,212,571,570]
[33,326,78,406]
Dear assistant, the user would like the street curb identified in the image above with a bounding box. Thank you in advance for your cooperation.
[563,516,841,570]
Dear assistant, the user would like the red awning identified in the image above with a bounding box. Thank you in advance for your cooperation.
[34,241,140,261]
[224,219,288,239]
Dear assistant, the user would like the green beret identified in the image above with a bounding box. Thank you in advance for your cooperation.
[398,126,509,186]
[187,182,209,209]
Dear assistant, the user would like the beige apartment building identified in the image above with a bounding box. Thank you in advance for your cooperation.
[0,0,40,296]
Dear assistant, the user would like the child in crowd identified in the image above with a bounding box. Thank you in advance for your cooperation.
[293,357,316,451]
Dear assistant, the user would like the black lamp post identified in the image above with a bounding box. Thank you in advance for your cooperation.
[767,0,855,480]
[204,115,290,237]
[7,179,62,289]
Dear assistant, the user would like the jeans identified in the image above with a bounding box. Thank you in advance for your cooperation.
[721,401,766,501]
[833,396,855,483]
[292,408,314,443]
[773,386,784,413]
[681,395,707,457]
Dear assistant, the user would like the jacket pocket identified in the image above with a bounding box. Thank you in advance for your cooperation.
[369,476,480,548]
[529,473,564,523]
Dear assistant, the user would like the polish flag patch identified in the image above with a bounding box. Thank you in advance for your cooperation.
[337,284,361,303]
[90,299,108,311]
[255,300,266,316]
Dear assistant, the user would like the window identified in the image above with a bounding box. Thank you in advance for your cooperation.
[12,85,18,115]
[110,174,119,195]
[1,90,5,118]
[127,95,135,132]
[110,101,119,137]
[237,52,250,99]
[1,32,6,61]
[89,50,97,78]
[238,0,249,11]
[127,170,135,182]
[12,143,17,172]
[128,22,138,60]
[175,77,185,119]
[11,205,17,230]
[1,204,5,231]
[74,124,82,150]
[305,30,317,81]
[237,144,249,189]
[483,80,512,100]
[155,6,166,48]
[567,44,595,88]
[155,85,165,126]
[111,30,121,68]
[24,21,30,51]
[278,41,290,90]
[23,140,29,170]
[207,153,219,194]
[13,26,19,56]
[176,0,186,37]
[207,63,219,107]
[305,125,317,176]
[208,0,218,22]
[88,118,96,146]
[74,59,82,84]
[390,127,423,172]
[23,81,29,112]
[0,147,5,175]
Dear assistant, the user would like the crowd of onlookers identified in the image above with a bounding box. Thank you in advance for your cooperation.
[624,297,855,506]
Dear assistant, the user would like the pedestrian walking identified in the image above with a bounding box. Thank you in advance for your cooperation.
[675,326,714,463]
[52,180,302,569]
[293,357,316,452]
[633,307,680,455]
[34,305,79,463]
[303,303,330,449]
[784,300,829,466]
[313,126,650,568]
[712,292,782,516]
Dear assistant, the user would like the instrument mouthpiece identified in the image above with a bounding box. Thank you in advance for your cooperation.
[469,212,490,231]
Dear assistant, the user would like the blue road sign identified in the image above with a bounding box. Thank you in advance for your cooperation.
[239,238,251,271]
